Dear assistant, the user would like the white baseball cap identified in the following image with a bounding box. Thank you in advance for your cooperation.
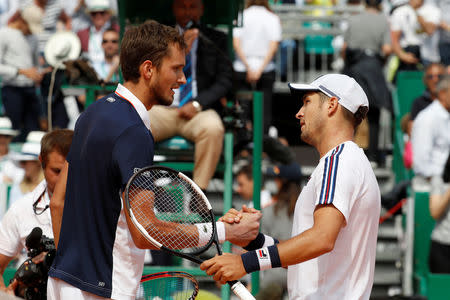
[288,74,369,114]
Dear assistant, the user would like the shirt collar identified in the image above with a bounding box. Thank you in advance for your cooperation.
[115,83,151,130]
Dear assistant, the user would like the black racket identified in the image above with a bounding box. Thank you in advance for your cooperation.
[124,166,255,300]
[137,271,199,300]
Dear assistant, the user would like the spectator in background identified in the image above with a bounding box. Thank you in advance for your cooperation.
[21,0,71,55]
[400,113,413,169]
[0,12,43,142]
[0,117,23,185]
[234,161,302,300]
[92,27,119,82]
[0,0,19,26]
[149,0,231,191]
[428,170,450,274]
[409,63,445,123]
[0,129,73,295]
[8,132,45,206]
[435,0,450,65]
[390,0,435,77]
[233,0,281,134]
[77,0,118,70]
[0,117,23,218]
[342,0,392,166]
[417,1,441,66]
[411,76,450,186]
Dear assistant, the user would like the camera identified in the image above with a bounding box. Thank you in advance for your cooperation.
[12,227,55,300]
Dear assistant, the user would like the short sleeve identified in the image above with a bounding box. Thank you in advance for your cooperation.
[0,204,22,257]
[314,147,355,221]
[269,15,282,42]
[112,124,154,187]
[390,9,403,32]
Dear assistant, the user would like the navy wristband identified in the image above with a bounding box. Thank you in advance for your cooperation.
[241,245,282,273]
[244,233,279,251]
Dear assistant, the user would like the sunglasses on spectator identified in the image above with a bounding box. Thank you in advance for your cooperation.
[426,74,443,80]
[90,11,107,16]
[102,39,118,44]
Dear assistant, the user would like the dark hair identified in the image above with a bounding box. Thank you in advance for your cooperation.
[103,27,118,35]
[342,105,368,128]
[273,180,301,217]
[237,164,253,180]
[246,0,271,11]
[120,20,186,83]
[365,0,381,9]
[40,129,74,169]
[319,91,368,128]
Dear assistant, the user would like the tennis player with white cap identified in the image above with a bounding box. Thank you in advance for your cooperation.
[201,74,381,299]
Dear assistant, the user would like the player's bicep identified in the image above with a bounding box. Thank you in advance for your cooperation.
[314,151,354,222]
[313,204,346,246]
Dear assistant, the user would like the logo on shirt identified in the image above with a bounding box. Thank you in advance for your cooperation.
[106,97,116,103]
[98,281,105,287]
[258,249,268,260]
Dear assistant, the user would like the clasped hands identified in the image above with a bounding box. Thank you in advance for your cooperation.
[200,205,260,284]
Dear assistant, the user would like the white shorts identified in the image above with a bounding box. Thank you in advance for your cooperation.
[47,277,112,300]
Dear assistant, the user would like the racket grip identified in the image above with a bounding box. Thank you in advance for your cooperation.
[229,280,256,300]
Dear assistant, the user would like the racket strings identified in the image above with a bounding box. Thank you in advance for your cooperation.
[128,169,214,253]
[137,272,198,300]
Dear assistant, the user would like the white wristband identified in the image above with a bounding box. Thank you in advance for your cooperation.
[195,222,225,246]
[195,223,212,247]
[216,221,226,243]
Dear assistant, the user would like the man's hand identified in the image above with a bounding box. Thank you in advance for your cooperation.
[178,102,198,120]
[219,205,259,224]
[18,67,43,83]
[224,210,261,247]
[200,253,247,284]
[399,51,419,64]
[246,69,262,85]
[183,28,199,53]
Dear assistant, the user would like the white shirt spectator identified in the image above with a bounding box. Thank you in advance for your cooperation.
[233,5,282,73]
[390,4,424,48]
[418,3,441,63]
[412,100,450,178]
[0,180,52,266]
[0,0,19,26]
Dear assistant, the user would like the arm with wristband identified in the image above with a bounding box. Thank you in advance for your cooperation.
[200,204,345,284]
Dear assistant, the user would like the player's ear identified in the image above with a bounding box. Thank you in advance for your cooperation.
[140,60,154,80]
[327,96,339,115]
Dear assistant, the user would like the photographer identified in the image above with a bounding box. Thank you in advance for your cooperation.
[0,129,73,296]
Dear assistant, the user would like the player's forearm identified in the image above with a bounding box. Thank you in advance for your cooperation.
[277,227,335,267]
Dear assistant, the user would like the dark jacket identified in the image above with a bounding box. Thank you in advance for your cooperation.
[343,49,392,111]
[191,25,233,112]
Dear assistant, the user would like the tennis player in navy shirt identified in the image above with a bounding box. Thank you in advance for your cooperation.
[47,21,188,299]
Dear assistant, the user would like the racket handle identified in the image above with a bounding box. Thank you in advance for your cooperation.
[229,280,256,300]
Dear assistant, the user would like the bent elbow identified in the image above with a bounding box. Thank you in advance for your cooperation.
[49,199,63,213]
[321,240,335,254]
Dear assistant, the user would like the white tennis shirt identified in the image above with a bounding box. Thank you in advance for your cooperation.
[288,141,380,299]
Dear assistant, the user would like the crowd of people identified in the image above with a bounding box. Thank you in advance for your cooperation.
[0,0,447,299]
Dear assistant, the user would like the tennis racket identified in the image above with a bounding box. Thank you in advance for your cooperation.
[124,165,255,300]
[137,271,199,300]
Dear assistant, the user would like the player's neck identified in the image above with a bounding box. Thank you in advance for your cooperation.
[122,81,153,110]
[316,124,353,158]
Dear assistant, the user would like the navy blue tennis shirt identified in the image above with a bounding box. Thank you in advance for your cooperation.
[49,85,155,299]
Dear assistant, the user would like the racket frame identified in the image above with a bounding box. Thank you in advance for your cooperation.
[140,271,199,300]
[125,165,255,300]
